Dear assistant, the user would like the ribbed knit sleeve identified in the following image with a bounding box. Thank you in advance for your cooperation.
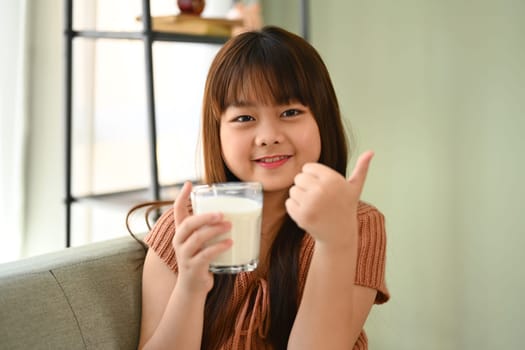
[144,208,179,273]
[297,201,389,305]
[356,202,389,304]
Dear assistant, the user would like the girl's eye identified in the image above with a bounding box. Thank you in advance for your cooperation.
[282,109,301,118]
[234,115,255,122]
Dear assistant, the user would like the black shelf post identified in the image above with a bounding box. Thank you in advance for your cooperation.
[141,0,161,206]
[300,0,310,41]
[64,0,74,248]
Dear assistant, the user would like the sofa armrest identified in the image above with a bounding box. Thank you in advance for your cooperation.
[0,235,147,350]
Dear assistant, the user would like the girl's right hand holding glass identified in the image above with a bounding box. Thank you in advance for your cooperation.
[172,182,233,295]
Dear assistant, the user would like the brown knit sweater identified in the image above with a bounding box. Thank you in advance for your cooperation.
[145,201,389,349]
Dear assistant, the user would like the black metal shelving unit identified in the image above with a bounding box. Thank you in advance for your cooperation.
[63,0,309,247]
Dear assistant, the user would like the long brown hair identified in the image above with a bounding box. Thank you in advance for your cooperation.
[199,26,349,349]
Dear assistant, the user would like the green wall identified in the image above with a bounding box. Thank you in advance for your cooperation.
[265,1,525,349]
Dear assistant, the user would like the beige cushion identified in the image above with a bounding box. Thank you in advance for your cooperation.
[0,235,146,350]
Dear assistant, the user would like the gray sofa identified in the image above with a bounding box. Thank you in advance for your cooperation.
[0,235,147,350]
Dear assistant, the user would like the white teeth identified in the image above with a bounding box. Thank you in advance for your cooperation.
[260,156,287,163]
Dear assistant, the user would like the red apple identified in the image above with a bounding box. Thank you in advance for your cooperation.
[177,0,205,15]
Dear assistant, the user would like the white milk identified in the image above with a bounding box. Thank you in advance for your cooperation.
[193,195,262,267]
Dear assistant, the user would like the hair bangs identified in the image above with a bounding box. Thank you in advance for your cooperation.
[227,65,305,108]
[215,41,312,112]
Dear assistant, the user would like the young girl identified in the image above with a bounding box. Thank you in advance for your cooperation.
[136,26,389,350]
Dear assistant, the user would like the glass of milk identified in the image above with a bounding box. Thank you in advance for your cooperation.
[191,182,263,274]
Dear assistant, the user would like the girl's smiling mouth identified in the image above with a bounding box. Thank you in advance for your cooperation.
[254,155,291,168]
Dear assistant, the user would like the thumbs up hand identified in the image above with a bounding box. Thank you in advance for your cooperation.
[285,151,374,246]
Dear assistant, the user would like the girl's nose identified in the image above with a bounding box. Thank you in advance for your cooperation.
[255,120,283,146]
[259,138,280,146]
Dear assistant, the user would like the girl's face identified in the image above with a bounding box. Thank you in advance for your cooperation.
[220,100,321,193]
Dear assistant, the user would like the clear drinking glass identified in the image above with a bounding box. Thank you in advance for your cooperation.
[191,182,263,273]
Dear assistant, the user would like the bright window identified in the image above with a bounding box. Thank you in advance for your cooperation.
[71,0,223,244]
